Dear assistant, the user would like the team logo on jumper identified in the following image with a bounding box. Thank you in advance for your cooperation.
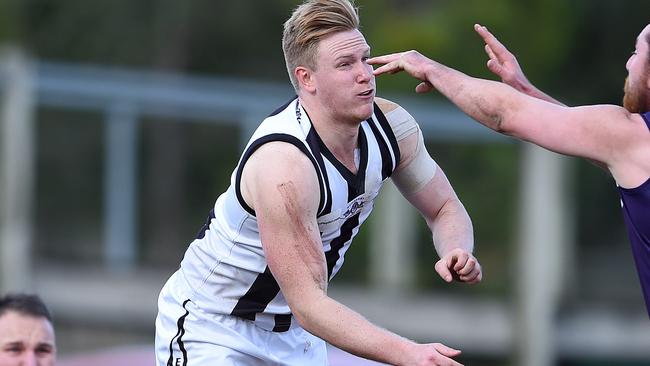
[319,194,372,225]
[342,195,366,219]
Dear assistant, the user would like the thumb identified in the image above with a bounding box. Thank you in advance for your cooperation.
[433,343,462,357]
[415,81,434,93]
[486,59,504,78]
[435,259,453,282]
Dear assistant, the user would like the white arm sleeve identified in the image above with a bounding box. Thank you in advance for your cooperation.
[385,106,438,194]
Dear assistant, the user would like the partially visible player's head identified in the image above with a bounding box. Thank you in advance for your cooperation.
[282,0,360,92]
[0,294,56,366]
[623,23,650,113]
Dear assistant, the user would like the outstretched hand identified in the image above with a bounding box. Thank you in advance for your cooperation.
[435,248,482,285]
[368,50,436,93]
[408,343,463,366]
[474,23,529,90]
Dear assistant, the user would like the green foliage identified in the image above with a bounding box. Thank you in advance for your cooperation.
[0,0,20,41]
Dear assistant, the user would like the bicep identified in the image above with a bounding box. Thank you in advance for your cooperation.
[256,182,328,299]
[401,167,458,225]
[242,143,328,302]
[507,99,637,165]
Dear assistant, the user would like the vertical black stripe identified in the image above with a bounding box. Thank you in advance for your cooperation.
[272,313,292,332]
[326,213,361,278]
[372,103,401,175]
[306,127,333,216]
[326,180,366,278]
[167,299,191,366]
[315,127,368,198]
[231,266,281,321]
[366,117,393,180]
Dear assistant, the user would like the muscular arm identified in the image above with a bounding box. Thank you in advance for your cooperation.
[370,52,650,187]
[377,98,481,284]
[241,141,462,366]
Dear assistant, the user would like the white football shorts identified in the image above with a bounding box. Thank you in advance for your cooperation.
[155,279,328,366]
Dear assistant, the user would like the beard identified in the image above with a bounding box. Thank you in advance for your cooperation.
[623,76,650,113]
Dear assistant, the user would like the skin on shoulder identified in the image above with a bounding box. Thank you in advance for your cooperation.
[374,96,399,114]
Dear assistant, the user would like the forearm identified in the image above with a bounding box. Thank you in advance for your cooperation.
[422,61,522,133]
[514,78,566,107]
[292,293,413,365]
[429,197,474,257]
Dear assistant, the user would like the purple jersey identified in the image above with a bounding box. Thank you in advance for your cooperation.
[617,111,650,317]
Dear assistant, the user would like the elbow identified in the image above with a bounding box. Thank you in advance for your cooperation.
[289,297,311,325]
[476,90,520,136]
[292,308,313,331]
[475,98,511,134]
[491,113,508,134]
[490,112,520,137]
[285,288,327,330]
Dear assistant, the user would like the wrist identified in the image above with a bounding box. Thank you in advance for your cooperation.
[512,77,532,93]
[390,338,417,366]
[423,60,439,83]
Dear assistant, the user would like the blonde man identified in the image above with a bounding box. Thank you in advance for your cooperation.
[155,1,481,365]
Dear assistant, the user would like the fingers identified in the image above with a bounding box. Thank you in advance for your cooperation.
[437,250,482,284]
[459,261,482,284]
[474,23,498,46]
[435,258,453,283]
[484,44,497,62]
[433,343,463,366]
[372,63,398,76]
[455,255,475,276]
[367,52,404,66]
[368,53,405,76]
[453,253,482,284]
[486,59,503,75]
[474,24,512,59]
[461,270,482,284]
[434,343,462,357]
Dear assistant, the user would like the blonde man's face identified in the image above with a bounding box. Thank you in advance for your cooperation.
[310,29,376,124]
[0,311,56,366]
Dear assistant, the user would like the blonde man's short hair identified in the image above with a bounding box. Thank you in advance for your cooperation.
[282,0,360,92]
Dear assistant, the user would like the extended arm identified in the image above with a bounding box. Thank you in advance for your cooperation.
[241,141,463,366]
[369,51,647,186]
[377,99,481,284]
